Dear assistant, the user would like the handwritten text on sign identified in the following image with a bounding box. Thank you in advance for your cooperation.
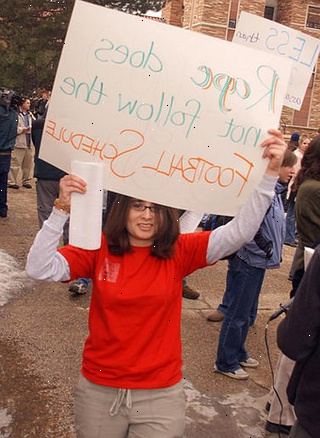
[40,1,291,215]
[233,11,320,111]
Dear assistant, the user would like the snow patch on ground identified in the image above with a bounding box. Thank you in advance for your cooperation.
[0,408,12,437]
[183,381,267,437]
[219,390,268,412]
[220,390,268,437]
[184,379,218,424]
[0,250,25,306]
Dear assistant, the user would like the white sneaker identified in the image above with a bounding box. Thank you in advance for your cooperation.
[240,357,259,368]
[214,365,249,380]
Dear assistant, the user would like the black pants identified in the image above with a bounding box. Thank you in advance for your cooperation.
[290,268,304,298]
[0,153,11,216]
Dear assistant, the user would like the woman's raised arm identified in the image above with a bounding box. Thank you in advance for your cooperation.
[26,174,87,281]
[206,129,287,264]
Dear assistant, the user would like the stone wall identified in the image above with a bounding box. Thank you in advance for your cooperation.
[238,0,265,17]
[162,0,184,27]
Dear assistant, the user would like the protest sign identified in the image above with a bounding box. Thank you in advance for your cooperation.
[40,0,291,215]
[233,11,320,111]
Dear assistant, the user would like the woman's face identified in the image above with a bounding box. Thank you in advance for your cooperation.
[21,99,31,112]
[299,138,310,153]
[126,199,160,247]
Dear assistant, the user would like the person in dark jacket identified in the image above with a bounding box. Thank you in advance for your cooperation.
[0,90,18,217]
[289,135,320,296]
[32,109,68,241]
[265,137,320,435]
[33,111,95,295]
[277,245,320,438]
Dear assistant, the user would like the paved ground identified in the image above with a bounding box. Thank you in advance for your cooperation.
[0,185,295,437]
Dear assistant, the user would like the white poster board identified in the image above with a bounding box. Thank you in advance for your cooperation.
[233,11,320,111]
[40,0,291,215]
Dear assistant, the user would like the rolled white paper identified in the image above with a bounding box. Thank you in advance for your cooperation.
[69,161,104,250]
[304,247,315,270]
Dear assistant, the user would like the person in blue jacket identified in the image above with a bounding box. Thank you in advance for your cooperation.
[213,149,297,380]
[0,90,18,218]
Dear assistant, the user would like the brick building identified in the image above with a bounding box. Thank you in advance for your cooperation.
[162,0,320,138]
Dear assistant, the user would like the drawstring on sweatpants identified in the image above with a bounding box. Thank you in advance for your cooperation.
[109,388,132,416]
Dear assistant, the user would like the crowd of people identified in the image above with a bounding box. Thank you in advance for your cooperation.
[0,88,50,218]
[1,86,320,437]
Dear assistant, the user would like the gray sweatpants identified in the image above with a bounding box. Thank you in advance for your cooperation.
[74,374,186,438]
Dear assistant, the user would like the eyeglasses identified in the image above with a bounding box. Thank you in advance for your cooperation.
[130,201,160,213]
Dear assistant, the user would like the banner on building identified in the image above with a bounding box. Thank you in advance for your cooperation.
[233,11,320,111]
[40,0,291,215]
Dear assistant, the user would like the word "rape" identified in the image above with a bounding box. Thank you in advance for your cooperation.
[191,64,279,113]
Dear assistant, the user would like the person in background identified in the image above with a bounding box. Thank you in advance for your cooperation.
[0,90,18,218]
[26,131,286,438]
[34,89,50,119]
[289,135,320,296]
[178,209,201,300]
[32,107,89,295]
[182,278,200,300]
[265,353,296,435]
[265,136,320,434]
[287,132,300,152]
[32,107,68,243]
[207,150,297,326]
[277,245,320,438]
[284,135,310,247]
[212,150,297,380]
[8,97,35,190]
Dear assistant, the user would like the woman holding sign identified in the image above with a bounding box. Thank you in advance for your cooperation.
[26,130,286,438]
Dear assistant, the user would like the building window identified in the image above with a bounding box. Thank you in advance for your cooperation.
[264,6,275,20]
[306,5,320,29]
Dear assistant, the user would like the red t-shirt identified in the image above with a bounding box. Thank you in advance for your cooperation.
[59,231,210,389]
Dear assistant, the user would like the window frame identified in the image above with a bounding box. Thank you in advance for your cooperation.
[306,4,320,30]
[264,5,275,21]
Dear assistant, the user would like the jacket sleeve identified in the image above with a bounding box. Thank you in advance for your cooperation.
[16,114,25,135]
[277,246,320,361]
[206,174,276,264]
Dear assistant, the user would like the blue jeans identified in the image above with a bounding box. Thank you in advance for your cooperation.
[0,153,11,216]
[285,198,296,244]
[217,257,258,326]
[215,256,265,372]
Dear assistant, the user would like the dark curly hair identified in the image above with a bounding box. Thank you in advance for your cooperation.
[295,135,320,192]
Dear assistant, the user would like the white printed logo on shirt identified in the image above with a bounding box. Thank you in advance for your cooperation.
[98,258,120,283]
